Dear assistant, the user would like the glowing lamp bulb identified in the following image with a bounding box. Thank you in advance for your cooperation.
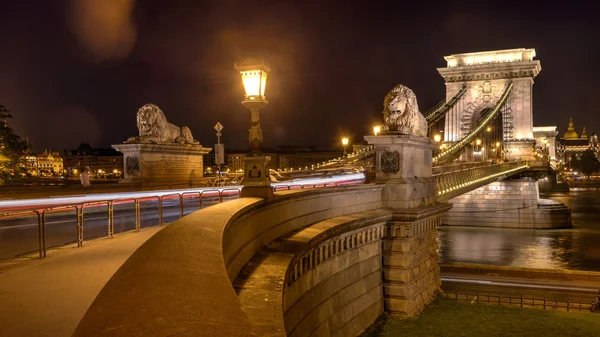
[433,134,441,142]
[342,137,349,146]
[476,139,482,146]
[373,125,381,136]
[234,60,270,100]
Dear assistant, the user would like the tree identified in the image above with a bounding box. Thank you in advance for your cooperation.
[0,104,31,184]
[579,149,600,178]
[569,153,580,171]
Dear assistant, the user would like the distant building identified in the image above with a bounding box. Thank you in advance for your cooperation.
[23,149,64,176]
[226,145,343,172]
[557,118,599,167]
[64,143,123,177]
[533,126,558,166]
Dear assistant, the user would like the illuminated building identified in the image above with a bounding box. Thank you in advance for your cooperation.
[23,149,64,176]
[557,118,599,166]
[226,146,343,172]
[64,143,123,177]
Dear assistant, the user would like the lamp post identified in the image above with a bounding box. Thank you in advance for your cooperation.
[342,137,349,156]
[214,122,224,184]
[234,59,273,198]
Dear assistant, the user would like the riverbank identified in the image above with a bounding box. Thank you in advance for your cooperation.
[360,299,600,336]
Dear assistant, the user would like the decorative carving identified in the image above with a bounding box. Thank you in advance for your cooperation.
[126,156,139,175]
[127,104,199,144]
[380,150,400,173]
[382,85,427,137]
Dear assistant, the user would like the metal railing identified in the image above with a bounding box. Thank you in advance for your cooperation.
[439,291,597,313]
[434,161,529,199]
[0,179,365,260]
[0,188,241,259]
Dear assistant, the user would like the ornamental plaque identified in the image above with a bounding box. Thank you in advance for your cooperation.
[126,156,140,175]
[380,150,399,173]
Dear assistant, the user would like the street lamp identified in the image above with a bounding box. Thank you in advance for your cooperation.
[433,134,441,143]
[234,59,272,198]
[235,59,270,153]
[342,137,349,155]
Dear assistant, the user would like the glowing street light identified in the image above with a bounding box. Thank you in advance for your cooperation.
[475,139,482,146]
[495,142,500,148]
[342,137,349,155]
[373,125,381,136]
[234,59,270,152]
[433,134,441,142]
[486,126,491,132]
[234,59,272,198]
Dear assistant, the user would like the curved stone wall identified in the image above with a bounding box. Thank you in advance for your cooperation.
[282,217,389,337]
[73,185,384,336]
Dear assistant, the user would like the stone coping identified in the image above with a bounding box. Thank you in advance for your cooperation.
[440,263,600,283]
[73,184,384,336]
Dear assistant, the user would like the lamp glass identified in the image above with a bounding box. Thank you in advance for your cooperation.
[342,137,349,146]
[240,70,267,98]
[433,134,441,142]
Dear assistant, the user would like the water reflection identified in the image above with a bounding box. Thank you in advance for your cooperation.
[438,189,600,271]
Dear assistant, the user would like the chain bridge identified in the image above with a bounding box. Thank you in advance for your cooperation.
[313,48,570,229]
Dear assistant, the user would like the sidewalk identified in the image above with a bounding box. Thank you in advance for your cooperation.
[0,226,166,337]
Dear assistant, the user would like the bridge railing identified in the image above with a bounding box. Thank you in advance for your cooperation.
[0,178,368,260]
[0,188,241,260]
[434,161,529,199]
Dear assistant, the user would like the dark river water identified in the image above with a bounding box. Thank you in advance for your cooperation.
[438,189,600,271]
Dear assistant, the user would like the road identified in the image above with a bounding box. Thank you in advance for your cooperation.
[0,195,229,259]
[440,273,599,306]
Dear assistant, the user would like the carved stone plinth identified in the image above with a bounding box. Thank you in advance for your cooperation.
[112,143,211,184]
[366,132,452,317]
[364,133,436,209]
[241,155,273,198]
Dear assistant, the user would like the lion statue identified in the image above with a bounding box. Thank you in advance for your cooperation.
[127,104,198,144]
[382,85,427,137]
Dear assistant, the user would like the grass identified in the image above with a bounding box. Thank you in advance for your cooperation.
[360,299,600,337]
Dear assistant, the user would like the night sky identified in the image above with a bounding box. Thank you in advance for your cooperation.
[1,1,599,153]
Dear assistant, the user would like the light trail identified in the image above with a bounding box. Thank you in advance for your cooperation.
[0,174,365,212]
[441,277,598,293]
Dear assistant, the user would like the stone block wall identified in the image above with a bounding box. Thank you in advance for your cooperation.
[282,222,387,337]
[382,209,446,316]
[444,179,571,228]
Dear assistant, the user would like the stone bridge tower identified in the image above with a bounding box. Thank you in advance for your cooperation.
[437,48,541,159]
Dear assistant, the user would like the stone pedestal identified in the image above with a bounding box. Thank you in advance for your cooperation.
[364,134,436,209]
[241,155,273,198]
[365,132,452,317]
[112,143,211,184]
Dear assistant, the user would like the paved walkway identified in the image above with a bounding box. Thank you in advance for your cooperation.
[0,226,166,337]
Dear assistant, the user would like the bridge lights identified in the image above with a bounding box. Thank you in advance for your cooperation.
[373,125,382,136]
[341,137,349,155]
